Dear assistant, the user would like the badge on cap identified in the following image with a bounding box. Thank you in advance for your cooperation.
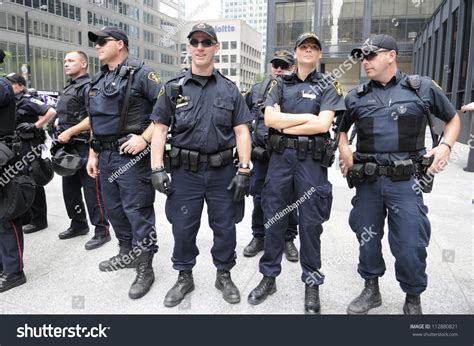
[333,81,343,96]
[196,23,206,29]
[148,71,161,84]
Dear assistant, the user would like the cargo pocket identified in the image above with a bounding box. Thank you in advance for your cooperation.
[417,203,430,247]
[174,99,194,133]
[312,182,333,225]
[348,195,360,232]
[213,98,234,128]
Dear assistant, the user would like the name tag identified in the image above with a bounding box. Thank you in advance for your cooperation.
[176,102,189,109]
[302,91,316,100]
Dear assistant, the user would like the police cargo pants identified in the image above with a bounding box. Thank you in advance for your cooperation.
[349,176,431,296]
[260,149,333,284]
[0,217,24,274]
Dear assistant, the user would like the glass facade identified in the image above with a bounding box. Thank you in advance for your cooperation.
[275,1,314,47]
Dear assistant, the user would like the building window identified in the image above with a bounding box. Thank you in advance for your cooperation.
[222,55,229,63]
[222,68,229,75]
[231,41,237,49]
[230,68,237,76]
[215,55,220,63]
[222,41,229,50]
[230,55,237,63]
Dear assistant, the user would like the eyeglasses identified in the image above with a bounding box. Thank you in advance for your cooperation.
[360,49,391,61]
[95,38,118,47]
[189,38,216,48]
[272,61,290,70]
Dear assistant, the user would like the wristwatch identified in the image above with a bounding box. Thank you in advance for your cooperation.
[238,163,251,169]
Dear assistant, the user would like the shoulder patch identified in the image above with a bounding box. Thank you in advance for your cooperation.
[30,98,45,105]
[333,81,343,96]
[157,86,165,99]
[431,79,443,90]
[268,80,278,94]
[148,71,161,84]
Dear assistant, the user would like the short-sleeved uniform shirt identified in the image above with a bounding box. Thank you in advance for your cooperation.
[88,59,161,136]
[0,77,16,136]
[151,68,252,154]
[340,70,456,163]
[264,70,346,134]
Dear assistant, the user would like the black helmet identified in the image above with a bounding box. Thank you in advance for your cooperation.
[51,147,83,176]
[29,157,55,186]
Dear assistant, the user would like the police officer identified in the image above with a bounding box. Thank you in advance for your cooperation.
[151,23,252,307]
[339,34,461,315]
[248,33,345,314]
[0,49,27,292]
[86,27,160,299]
[9,73,56,234]
[54,51,110,250]
[244,50,299,261]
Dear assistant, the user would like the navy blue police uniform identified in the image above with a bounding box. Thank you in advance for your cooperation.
[246,82,298,244]
[151,68,252,272]
[0,76,26,290]
[56,74,110,243]
[340,70,457,297]
[15,91,51,230]
[88,59,159,255]
[260,71,345,283]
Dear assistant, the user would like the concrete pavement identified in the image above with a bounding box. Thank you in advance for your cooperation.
[0,142,472,315]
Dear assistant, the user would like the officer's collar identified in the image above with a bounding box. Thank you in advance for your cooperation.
[68,73,90,85]
[183,67,217,84]
[370,70,403,88]
[284,69,323,83]
[100,58,129,75]
[15,92,26,101]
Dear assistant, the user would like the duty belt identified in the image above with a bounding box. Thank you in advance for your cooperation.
[90,135,131,153]
[268,134,326,160]
[167,147,234,172]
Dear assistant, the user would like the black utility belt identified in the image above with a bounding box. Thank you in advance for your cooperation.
[251,146,269,161]
[18,128,46,141]
[268,134,329,162]
[90,135,134,153]
[165,147,234,172]
[347,158,434,192]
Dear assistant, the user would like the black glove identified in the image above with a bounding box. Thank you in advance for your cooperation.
[151,169,171,195]
[16,122,37,133]
[227,171,250,201]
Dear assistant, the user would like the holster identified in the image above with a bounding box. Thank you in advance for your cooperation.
[320,139,336,168]
[297,136,309,160]
[364,162,378,183]
[268,134,285,154]
[415,156,435,193]
[251,146,269,161]
[390,159,414,182]
[347,163,365,189]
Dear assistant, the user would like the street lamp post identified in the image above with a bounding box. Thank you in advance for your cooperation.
[24,5,47,88]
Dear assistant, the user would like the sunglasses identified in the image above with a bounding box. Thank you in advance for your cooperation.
[95,37,117,47]
[360,49,391,61]
[272,61,290,70]
[189,38,216,48]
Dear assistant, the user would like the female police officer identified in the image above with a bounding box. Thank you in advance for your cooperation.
[247,33,345,314]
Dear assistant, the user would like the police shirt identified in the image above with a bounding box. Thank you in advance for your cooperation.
[245,80,271,148]
[56,74,90,134]
[88,59,161,136]
[15,92,51,125]
[263,70,346,135]
[151,68,253,154]
[0,77,16,137]
[340,70,457,164]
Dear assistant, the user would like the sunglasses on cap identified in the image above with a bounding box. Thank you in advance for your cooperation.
[360,49,391,61]
[95,37,118,47]
[189,38,216,48]
[272,61,290,70]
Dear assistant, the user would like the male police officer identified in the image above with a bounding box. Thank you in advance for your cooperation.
[86,27,160,299]
[151,23,252,307]
[244,50,299,261]
[54,51,110,250]
[248,33,345,314]
[0,50,28,292]
[9,73,56,234]
[339,34,461,314]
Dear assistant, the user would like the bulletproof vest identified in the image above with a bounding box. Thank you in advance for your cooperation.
[251,77,272,146]
[57,77,90,127]
[89,59,146,136]
[16,93,39,124]
[355,75,427,154]
[0,78,16,137]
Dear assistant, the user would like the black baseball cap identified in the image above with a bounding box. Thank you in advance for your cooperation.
[187,23,218,42]
[88,26,129,46]
[270,50,295,66]
[350,34,399,58]
[294,32,322,50]
[6,73,26,87]
[0,49,5,64]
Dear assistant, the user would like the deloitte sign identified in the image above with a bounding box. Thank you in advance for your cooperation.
[213,24,236,33]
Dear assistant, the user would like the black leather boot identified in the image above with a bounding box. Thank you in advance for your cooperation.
[129,251,155,299]
[403,294,422,315]
[347,278,382,314]
[0,271,27,293]
[304,284,320,314]
[215,270,240,304]
[164,271,195,307]
[99,240,138,272]
[243,237,264,257]
[284,241,299,262]
[248,276,276,305]
[85,234,111,250]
